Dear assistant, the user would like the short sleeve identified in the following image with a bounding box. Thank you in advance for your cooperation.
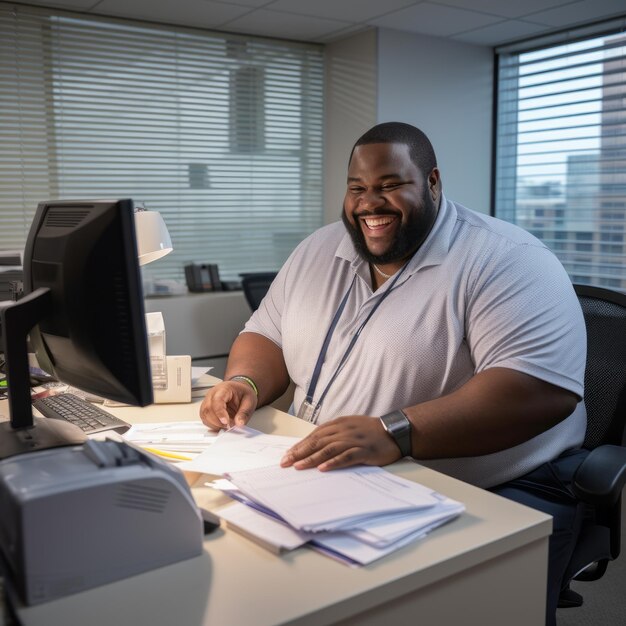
[466,243,586,398]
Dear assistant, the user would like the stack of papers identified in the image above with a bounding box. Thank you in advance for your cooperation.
[193,427,464,566]
[123,421,218,454]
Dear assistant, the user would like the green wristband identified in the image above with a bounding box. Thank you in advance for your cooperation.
[228,375,259,397]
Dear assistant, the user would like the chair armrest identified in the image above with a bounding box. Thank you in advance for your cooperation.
[572,445,626,507]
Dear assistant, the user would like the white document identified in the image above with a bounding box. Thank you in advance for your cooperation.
[178,426,300,475]
[225,464,441,532]
[310,525,429,566]
[347,497,465,547]
[209,480,462,564]
[191,366,213,382]
[218,502,313,553]
[123,421,218,452]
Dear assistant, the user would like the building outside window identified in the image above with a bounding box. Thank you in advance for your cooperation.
[495,24,626,292]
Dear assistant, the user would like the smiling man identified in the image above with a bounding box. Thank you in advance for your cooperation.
[200,122,588,625]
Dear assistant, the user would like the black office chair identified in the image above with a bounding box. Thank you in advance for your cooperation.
[240,272,278,311]
[558,284,626,608]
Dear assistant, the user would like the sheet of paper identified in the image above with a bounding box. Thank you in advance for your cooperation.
[218,502,312,552]
[123,421,218,452]
[347,498,464,547]
[192,366,214,385]
[310,525,429,566]
[177,425,300,475]
[225,464,441,532]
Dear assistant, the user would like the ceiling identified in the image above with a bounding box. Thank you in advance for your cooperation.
[8,0,626,46]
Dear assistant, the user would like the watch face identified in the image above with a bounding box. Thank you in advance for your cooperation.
[381,411,411,457]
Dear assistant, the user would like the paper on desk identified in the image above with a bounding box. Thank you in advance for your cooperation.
[177,425,300,475]
[310,525,430,566]
[225,464,441,532]
[218,502,313,553]
[123,421,218,452]
[346,496,465,547]
[192,367,214,385]
[209,479,463,565]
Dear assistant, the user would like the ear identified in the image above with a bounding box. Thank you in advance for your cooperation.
[428,168,441,201]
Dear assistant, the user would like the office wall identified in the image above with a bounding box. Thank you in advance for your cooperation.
[323,29,377,225]
[377,28,493,213]
[144,291,251,378]
[148,28,495,366]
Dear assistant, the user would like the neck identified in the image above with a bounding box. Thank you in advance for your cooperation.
[369,260,405,290]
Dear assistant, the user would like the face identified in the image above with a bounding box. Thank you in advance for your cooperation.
[342,143,440,266]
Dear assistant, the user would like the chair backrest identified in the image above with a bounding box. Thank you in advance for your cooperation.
[241,272,278,311]
[574,284,626,449]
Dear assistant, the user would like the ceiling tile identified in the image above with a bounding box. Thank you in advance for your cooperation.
[13,0,103,9]
[370,2,502,38]
[222,8,351,41]
[431,0,574,20]
[453,19,552,46]
[525,0,626,27]
[316,24,374,44]
[95,0,250,29]
[211,0,272,6]
[265,0,417,22]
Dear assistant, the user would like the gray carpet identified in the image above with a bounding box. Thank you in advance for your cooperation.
[557,497,626,626]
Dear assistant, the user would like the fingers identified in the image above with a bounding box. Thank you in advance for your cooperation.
[233,391,256,427]
[280,425,335,467]
[281,427,362,471]
[199,382,257,430]
[280,416,401,471]
[295,444,362,471]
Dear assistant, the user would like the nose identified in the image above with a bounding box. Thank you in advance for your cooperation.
[359,189,385,210]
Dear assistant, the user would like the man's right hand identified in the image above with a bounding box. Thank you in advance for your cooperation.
[199,381,258,431]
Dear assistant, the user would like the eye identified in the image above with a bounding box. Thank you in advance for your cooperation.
[381,183,401,191]
[348,186,365,194]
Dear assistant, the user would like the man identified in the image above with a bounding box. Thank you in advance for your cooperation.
[200,122,587,625]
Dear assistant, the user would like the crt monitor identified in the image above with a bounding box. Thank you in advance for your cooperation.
[0,199,153,459]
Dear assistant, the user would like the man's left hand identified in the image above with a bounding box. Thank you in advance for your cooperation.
[280,415,403,471]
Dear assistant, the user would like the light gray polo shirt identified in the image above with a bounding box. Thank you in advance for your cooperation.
[244,194,587,488]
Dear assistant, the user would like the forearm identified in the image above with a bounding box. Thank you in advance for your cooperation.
[224,331,290,407]
[404,367,579,459]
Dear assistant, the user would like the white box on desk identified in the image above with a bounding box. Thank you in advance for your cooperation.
[153,355,191,403]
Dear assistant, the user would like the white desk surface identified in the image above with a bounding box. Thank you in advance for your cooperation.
[2,390,552,626]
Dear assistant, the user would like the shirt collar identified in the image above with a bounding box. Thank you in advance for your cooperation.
[335,192,457,279]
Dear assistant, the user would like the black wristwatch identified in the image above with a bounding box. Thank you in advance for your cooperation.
[379,410,412,457]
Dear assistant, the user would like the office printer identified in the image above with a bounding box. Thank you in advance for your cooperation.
[0,440,204,605]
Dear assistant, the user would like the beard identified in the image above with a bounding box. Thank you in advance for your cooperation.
[342,187,437,266]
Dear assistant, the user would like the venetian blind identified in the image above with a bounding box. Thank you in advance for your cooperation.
[495,20,626,291]
[0,4,324,284]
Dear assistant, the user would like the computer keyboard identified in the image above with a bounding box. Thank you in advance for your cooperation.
[33,393,131,435]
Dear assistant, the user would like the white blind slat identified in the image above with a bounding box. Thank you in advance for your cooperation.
[0,3,324,284]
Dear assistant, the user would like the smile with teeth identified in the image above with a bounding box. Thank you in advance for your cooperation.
[361,215,397,230]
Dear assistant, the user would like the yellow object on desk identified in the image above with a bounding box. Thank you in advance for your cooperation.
[142,447,193,462]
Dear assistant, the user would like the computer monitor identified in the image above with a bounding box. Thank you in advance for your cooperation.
[0,199,153,459]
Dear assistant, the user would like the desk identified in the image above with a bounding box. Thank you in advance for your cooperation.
[2,394,551,626]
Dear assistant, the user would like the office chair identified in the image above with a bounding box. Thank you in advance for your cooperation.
[558,284,626,608]
[240,272,278,311]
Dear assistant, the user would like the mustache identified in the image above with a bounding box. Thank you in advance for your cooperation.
[352,209,402,219]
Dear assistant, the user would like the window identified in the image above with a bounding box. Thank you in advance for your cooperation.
[495,21,626,291]
[0,5,324,285]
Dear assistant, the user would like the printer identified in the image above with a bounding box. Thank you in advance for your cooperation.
[0,440,204,605]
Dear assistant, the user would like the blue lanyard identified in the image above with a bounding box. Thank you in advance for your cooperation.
[305,262,411,409]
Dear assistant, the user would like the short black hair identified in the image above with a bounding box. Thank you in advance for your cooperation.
[350,122,437,175]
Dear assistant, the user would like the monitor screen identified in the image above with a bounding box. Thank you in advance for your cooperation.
[0,199,153,459]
